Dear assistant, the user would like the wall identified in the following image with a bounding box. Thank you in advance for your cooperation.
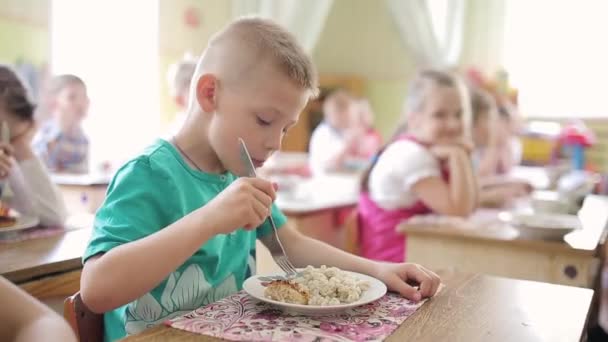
[158,0,232,125]
[313,0,416,138]
[0,0,49,65]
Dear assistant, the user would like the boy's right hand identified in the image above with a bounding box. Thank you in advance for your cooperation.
[204,177,277,235]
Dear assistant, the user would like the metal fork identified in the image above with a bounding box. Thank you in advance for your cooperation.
[238,138,298,277]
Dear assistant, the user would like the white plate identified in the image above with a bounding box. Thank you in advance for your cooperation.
[0,215,40,233]
[243,270,387,315]
[501,212,581,240]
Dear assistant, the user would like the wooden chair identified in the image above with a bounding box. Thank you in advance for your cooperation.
[64,292,104,342]
[343,209,360,255]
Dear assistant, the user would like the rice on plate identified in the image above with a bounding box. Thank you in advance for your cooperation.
[264,265,370,306]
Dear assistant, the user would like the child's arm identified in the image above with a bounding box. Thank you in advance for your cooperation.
[1,136,68,226]
[0,277,76,342]
[412,145,478,216]
[476,144,502,177]
[278,225,441,301]
[80,177,276,313]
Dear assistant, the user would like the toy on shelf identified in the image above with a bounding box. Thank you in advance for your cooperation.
[557,121,595,170]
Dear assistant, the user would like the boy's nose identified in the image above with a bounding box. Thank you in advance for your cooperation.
[265,132,282,152]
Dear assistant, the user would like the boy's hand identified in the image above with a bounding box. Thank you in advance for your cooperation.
[205,177,277,235]
[0,143,15,179]
[373,262,441,302]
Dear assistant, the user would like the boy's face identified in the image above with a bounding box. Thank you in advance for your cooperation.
[411,85,463,145]
[325,93,355,131]
[205,65,309,176]
[54,83,89,124]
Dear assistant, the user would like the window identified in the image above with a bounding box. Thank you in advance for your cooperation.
[51,0,160,169]
[504,0,608,118]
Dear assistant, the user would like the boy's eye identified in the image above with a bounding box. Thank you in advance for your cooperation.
[256,116,271,126]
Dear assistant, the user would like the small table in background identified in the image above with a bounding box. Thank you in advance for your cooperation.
[276,173,360,249]
[51,173,111,215]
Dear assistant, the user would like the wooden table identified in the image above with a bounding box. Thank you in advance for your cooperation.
[0,227,92,299]
[399,195,608,289]
[122,271,593,342]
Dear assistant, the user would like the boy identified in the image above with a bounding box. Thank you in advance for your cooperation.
[80,18,440,340]
[33,74,89,173]
[309,89,368,174]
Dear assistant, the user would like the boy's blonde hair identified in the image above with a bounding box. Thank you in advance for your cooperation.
[167,57,196,98]
[188,17,318,112]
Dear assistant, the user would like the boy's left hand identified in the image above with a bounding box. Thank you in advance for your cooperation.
[373,262,441,302]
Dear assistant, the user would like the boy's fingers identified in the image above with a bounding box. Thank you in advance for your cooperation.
[386,275,421,302]
[249,178,276,201]
[251,187,273,208]
[251,198,270,223]
[404,265,434,298]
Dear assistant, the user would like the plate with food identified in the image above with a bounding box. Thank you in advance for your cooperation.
[243,265,387,315]
[0,202,39,232]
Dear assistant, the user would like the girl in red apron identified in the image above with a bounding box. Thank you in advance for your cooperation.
[358,70,478,262]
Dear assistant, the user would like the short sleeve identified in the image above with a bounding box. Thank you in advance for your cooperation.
[82,158,174,263]
[381,140,441,190]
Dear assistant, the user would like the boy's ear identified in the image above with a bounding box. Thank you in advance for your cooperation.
[195,74,218,113]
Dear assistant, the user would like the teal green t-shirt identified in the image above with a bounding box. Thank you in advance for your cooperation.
[82,139,287,341]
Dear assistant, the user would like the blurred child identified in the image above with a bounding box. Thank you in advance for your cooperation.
[79,18,440,340]
[470,88,531,207]
[0,65,67,226]
[33,75,89,173]
[166,56,196,135]
[471,88,523,177]
[0,276,76,342]
[354,98,382,159]
[358,69,478,262]
[309,89,369,174]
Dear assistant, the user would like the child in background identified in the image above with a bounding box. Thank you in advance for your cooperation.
[33,75,89,173]
[79,18,440,340]
[470,88,530,207]
[309,89,367,174]
[471,88,523,177]
[0,65,67,226]
[355,98,382,159]
[358,69,478,262]
[0,276,76,342]
[166,56,196,135]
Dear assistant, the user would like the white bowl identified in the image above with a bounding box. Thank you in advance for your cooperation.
[502,212,581,240]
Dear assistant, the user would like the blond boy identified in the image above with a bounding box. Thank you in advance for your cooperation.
[80,18,440,340]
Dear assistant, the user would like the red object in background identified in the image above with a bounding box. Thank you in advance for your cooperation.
[558,121,595,147]
[184,7,201,28]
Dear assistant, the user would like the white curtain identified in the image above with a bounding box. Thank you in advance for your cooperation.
[231,0,334,54]
[385,0,465,67]
[459,0,506,75]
